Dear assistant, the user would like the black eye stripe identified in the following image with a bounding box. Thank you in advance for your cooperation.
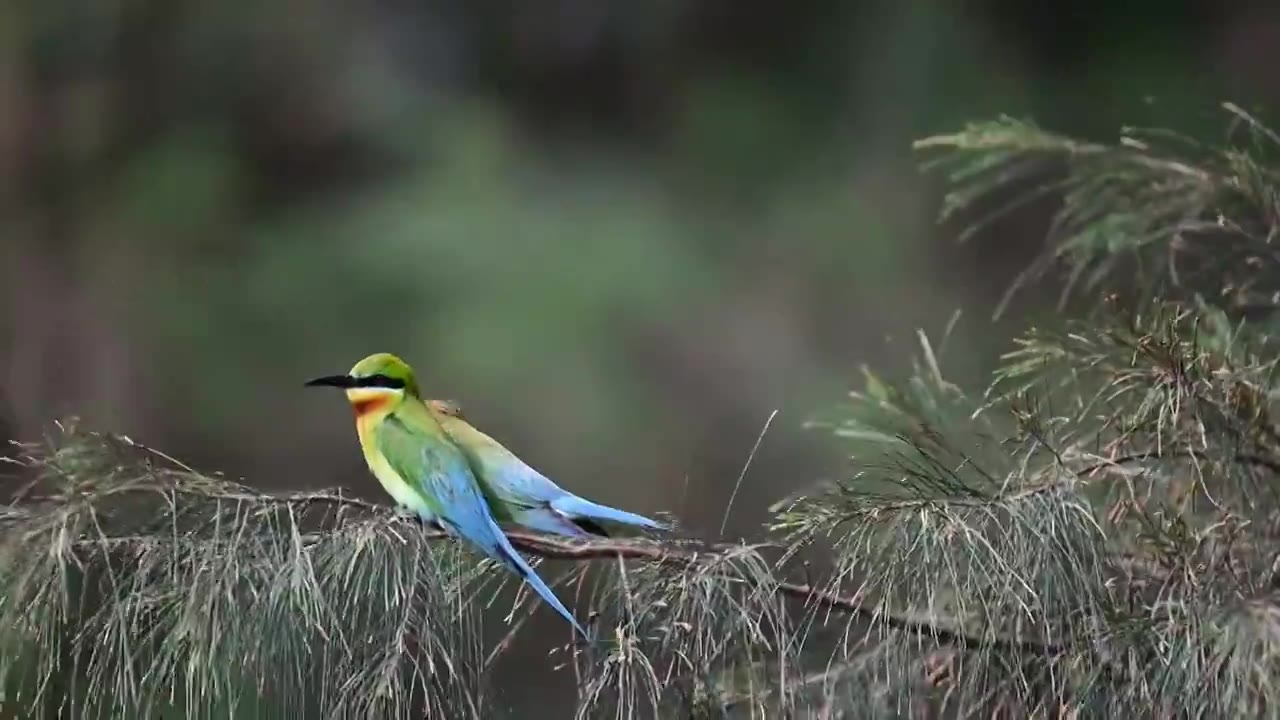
[356,374,406,389]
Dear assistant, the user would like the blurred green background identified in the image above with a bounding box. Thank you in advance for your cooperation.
[1,0,1277,709]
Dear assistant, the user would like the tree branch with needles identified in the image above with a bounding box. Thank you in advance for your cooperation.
[20,420,1271,684]
[36,484,1064,660]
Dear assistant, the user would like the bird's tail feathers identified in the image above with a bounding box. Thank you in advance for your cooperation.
[451,516,592,641]
[495,533,592,641]
[550,495,670,532]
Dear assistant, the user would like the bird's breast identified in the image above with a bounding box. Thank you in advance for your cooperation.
[355,419,426,511]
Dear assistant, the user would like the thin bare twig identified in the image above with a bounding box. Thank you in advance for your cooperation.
[720,409,779,537]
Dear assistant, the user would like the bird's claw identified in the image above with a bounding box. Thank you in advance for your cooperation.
[393,506,444,532]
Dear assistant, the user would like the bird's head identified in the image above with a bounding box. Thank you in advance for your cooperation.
[305,352,420,416]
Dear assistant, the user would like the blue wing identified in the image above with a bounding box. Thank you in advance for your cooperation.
[495,463,669,537]
[378,413,589,640]
[442,417,669,537]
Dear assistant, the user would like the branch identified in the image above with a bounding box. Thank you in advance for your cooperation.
[497,531,1058,654]
[56,489,1065,660]
[1076,448,1280,477]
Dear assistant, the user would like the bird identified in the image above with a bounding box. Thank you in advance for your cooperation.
[424,398,670,539]
[305,352,589,639]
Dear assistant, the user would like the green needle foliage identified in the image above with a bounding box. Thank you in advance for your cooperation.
[0,424,490,719]
[772,102,1280,717]
[916,102,1280,318]
[4,102,1280,718]
[0,425,793,719]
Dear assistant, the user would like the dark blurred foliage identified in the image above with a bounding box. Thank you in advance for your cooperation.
[0,1,1277,710]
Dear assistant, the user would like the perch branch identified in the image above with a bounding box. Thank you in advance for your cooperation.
[491,531,1062,656]
[1076,448,1280,477]
[51,487,1064,659]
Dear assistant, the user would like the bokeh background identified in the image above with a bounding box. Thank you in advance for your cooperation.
[2,1,1278,712]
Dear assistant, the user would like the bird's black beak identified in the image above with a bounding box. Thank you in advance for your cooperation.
[305,374,356,388]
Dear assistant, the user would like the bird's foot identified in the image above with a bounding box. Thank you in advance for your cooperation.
[391,505,446,534]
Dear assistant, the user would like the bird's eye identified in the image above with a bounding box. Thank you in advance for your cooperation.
[359,374,405,389]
